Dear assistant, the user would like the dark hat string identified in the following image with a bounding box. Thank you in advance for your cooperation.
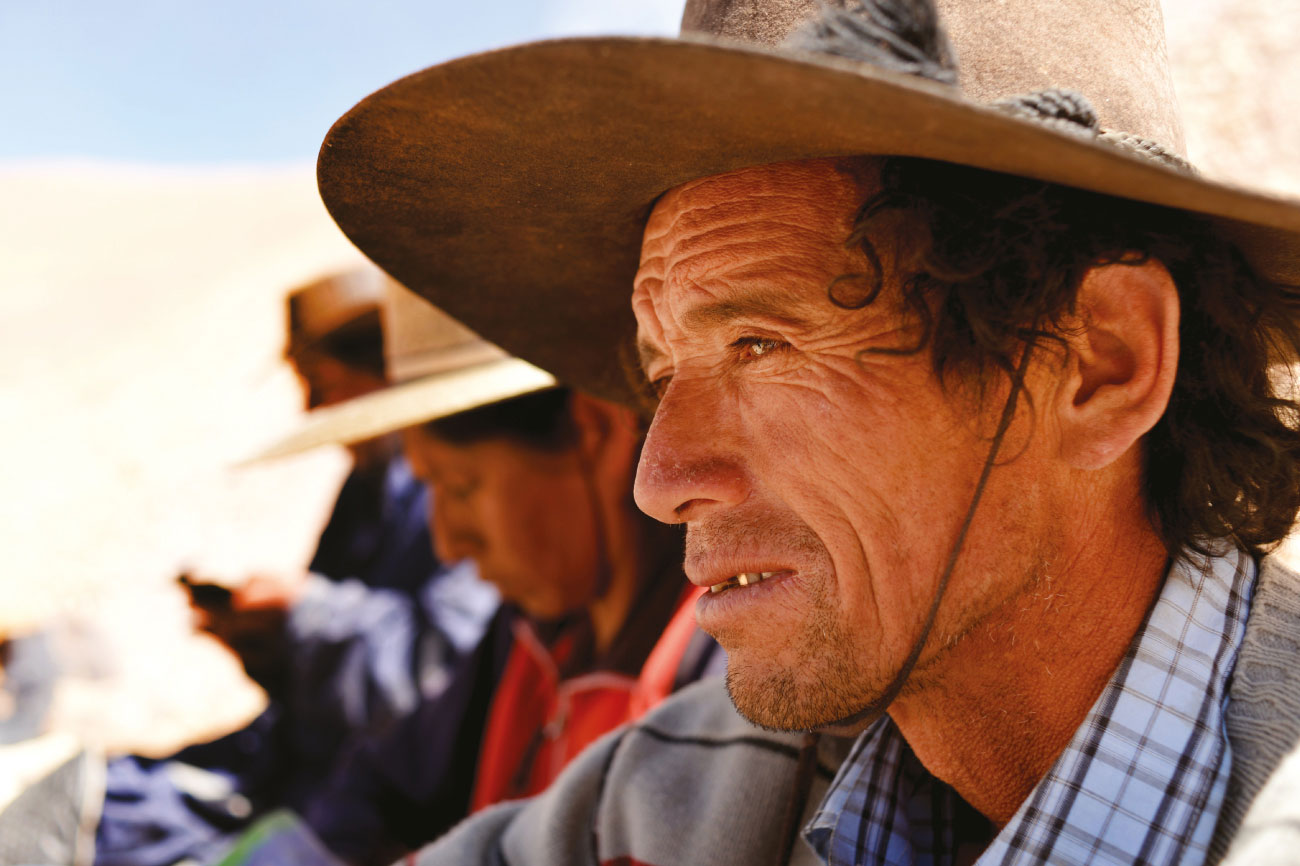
[812,343,1030,731]
[772,347,1029,863]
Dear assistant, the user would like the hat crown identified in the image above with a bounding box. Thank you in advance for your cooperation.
[287,267,384,348]
[681,0,1185,151]
[382,278,508,383]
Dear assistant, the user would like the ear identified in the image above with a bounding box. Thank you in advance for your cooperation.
[1055,259,1179,470]
[567,391,643,479]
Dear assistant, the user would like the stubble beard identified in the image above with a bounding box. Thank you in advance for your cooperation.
[688,514,897,733]
[720,572,897,732]
[712,455,1056,733]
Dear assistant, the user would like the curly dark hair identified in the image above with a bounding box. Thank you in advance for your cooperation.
[846,157,1300,557]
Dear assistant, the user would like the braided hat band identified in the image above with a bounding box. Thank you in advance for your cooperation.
[787,1,1192,172]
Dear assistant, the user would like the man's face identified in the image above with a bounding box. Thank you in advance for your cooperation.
[403,427,602,621]
[632,158,1053,731]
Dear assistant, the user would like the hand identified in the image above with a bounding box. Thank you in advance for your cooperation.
[181,572,309,694]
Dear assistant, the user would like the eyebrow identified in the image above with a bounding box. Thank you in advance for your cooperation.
[635,290,813,373]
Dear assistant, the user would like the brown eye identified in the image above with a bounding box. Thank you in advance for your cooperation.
[733,336,787,361]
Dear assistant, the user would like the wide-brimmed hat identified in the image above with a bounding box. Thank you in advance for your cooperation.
[284,268,384,362]
[255,275,556,460]
[317,0,1300,405]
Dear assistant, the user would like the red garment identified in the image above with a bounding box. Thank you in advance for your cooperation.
[470,587,705,810]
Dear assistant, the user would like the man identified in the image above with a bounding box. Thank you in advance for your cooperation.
[292,387,713,865]
[92,271,499,866]
[310,0,1300,863]
[278,266,439,594]
[188,268,454,701]
[285,268,432,591]
[201,281,718,866]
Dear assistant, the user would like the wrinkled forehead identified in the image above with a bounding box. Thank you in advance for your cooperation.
[641,158,879,265]
[633,157,883,331]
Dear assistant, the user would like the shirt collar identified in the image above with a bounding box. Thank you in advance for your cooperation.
[804,547,1256,866]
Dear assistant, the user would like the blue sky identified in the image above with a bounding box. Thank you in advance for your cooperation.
[0,0,684,164]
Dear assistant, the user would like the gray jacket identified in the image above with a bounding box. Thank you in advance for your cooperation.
[412,556,1300,866]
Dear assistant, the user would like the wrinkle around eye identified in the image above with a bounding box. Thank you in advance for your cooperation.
[731,335,792,364]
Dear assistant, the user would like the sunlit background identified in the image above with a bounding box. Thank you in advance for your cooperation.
[1,0,686,163]
[0,0,1297,804]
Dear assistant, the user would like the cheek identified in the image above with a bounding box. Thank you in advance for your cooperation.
[430,495,480,556]
[479,478,541,566]
[734,359,979,617]
[735,356,921,514]
[490,472,599,607]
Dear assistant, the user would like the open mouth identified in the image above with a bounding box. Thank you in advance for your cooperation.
[709,571,785,594]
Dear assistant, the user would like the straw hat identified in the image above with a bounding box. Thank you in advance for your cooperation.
[317,0,1300,405]
[256,276,556,460]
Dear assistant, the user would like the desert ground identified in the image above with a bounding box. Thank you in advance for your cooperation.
[1,0,1298,809]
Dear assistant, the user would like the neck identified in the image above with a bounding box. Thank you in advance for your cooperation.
[585,501,650,655]
[887,482,1168,827]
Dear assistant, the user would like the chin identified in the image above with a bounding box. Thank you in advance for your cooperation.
[722,649,883,733]
[511,589,580,624]
[514,599,563,622]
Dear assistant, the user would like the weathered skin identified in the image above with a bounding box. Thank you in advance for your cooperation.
[631,157,1179,823]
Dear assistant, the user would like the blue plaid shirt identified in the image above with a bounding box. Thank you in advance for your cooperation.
[804,548,1255,866]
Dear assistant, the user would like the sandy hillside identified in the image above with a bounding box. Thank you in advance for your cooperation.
[0,164,364,756]
[0,0,1298,776]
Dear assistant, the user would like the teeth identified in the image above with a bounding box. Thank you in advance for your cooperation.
[709,571,780,594]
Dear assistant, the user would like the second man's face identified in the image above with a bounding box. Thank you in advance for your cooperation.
[403,426,604,622]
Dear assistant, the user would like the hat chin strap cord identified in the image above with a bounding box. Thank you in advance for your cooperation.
[820,346,1030,732]
[774,350,1030,865]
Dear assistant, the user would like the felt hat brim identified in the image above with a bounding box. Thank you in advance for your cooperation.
[250,357,556,462]
[319,36,1300,406]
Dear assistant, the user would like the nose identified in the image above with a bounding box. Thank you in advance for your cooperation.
[634,381,751,524]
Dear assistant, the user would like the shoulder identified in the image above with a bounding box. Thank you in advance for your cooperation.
[1215,554,1300,862]
[414,678,850,866]
[604,674,836,799]
[603,674,844,792]
[1218,738,1300,865]
[1227,554,1300,752]
[596,679,846,866]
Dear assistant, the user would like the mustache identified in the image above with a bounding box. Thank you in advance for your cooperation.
[684,509,827,568]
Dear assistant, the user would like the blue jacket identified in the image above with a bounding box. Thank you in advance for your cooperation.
[93,457,497,866]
